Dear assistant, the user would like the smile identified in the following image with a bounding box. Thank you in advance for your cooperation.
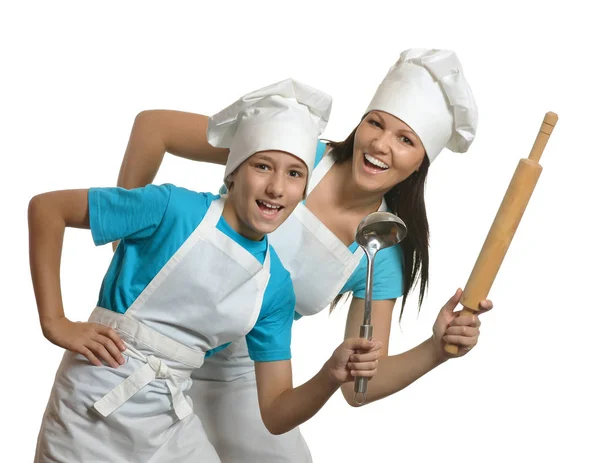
[256,200,283,217]
[364,153,389,170]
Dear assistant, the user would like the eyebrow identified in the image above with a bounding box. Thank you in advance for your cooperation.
[254,153,307,171]
[372,111,417,137]
[286,161,308,171]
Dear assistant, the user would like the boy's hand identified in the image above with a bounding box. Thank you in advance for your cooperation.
[43,317,127,368]
[326,338,382,384]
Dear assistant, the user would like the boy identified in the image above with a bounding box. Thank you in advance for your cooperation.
[29,79,381,462]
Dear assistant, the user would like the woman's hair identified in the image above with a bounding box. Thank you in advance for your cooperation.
[326,124,430,320]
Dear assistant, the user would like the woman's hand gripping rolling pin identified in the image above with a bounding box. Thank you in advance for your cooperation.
[431,288,493,359]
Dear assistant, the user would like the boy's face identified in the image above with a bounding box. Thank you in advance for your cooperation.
[223,150,308,240]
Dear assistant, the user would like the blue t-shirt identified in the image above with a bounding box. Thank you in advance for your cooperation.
[312,141,403,301]
[88,184,294,362]
[217,141,403,307]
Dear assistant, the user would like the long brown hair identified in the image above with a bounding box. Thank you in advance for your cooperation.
[327,125,430,320]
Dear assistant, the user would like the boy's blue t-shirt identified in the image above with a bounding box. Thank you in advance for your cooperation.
[88,184,294,362]
[218,141,404,306]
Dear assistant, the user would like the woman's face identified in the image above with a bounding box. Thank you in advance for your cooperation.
[351,110,426,193]
[224,150,308,240]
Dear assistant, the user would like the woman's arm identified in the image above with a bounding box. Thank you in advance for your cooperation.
[113,110,230,251]
[117,110,229,189]
[254,338,381,435]
[340,289,490,406]
[29,190,126,367]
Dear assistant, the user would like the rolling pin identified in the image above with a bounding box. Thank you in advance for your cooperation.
[444,112,559,355]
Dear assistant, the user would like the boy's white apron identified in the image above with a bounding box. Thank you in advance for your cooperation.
[192,154,385,463]
[35,198,271,463]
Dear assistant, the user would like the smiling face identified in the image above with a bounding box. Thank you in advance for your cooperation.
[222,150,308,241]
[351,110,426,194]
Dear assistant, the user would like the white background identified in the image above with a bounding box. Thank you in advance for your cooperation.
[2,1,599,462]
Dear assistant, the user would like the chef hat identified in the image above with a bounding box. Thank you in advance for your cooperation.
[365,48,478,162]
[207,78,333,186]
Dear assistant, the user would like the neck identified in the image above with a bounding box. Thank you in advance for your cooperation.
[329,160,384,214]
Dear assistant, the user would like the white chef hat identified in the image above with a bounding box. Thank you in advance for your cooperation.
[207,78,333,186]
[365,48,478,162]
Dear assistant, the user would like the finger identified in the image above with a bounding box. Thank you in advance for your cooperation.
[348,360,378,371]
[345,338,380,352]
[445,325,479,338]
[478,299,494,312]
[95,324,127,352]
[88,340,119,368]
[443,335,478,348]
[450,313,481,327]
[350,350,380,362]
[79,347,102,367]
[351,368,378,378]
[95,335,125,365]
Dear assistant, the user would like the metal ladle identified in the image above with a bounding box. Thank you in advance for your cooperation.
[354,211,407,405]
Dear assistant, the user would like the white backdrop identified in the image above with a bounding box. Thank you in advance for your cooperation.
[2,1,599,462]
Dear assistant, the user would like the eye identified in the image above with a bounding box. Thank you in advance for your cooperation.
[254,163,270,171]
[289,170,304,178]
[368,119,382,128]
[398,135,414,146]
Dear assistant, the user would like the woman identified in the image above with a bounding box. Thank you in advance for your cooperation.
[116,48,492,462]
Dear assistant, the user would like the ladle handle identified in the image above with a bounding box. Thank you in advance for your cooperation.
[354,324,373,403]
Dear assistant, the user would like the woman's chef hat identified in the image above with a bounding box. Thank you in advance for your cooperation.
[207,78,333,186]
[365,48,478,162]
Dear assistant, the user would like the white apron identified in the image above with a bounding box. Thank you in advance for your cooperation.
[191,152,386,463]
[35,198,271,463]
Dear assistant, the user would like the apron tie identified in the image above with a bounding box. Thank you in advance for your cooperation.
[93,346,194,421]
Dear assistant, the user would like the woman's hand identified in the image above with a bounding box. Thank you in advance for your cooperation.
[326,338,382,384]
[43,316,127,368]
[431,288,493,359]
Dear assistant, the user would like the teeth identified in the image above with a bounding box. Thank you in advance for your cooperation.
[258,200,282,210]
[364,154,389,169]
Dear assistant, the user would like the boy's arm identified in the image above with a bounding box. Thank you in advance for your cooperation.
[28,190,126,367]
[254,338,381,435]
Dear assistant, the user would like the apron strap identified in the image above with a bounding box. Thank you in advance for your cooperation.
[93,345,193,421]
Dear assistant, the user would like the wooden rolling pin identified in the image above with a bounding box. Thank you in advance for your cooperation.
[445,112,559,355]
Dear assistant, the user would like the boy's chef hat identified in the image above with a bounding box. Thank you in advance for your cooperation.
[208,78,333,185]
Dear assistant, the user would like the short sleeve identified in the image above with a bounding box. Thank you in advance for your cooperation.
[245,274,295,362]
[88,184,172,246]
[352,244,403,300]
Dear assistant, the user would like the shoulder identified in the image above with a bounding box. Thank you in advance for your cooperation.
[313,140,329,168]
[267,245,293,287]
[374,242,403,271]
[161,185,220,220]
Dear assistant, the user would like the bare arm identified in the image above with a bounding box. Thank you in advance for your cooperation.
[113,110,230,251]
[340,291,489,406]
[117,110,229,189]
[28,190,125,366]
[255,338,381,435]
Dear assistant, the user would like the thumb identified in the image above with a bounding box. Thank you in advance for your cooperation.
[442,288,463,314]
[344,337,375,351]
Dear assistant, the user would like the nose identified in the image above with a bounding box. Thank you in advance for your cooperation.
[265,171,285,198]
[371,131,393,156]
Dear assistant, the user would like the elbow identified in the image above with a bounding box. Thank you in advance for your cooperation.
[134,109,158,126]
[266,424,286,436]
[28,194,47,224]
[263,418,285,436]
[260,407,288,436]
